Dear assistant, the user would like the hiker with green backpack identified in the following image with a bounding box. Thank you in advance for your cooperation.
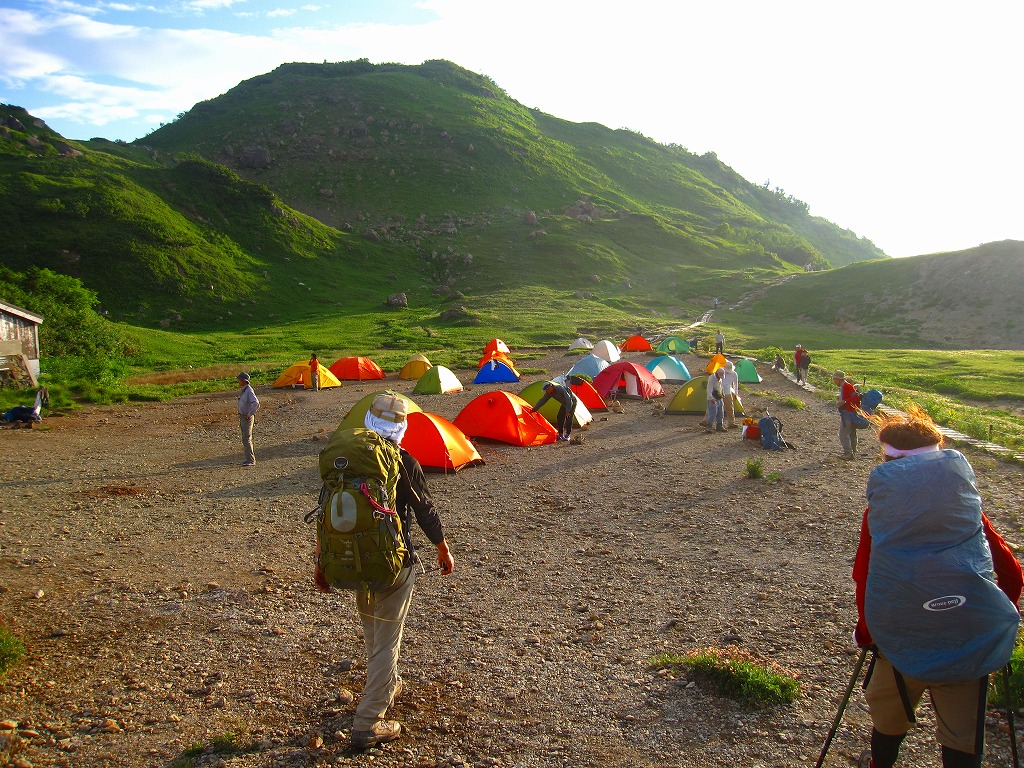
[311,392,455,750]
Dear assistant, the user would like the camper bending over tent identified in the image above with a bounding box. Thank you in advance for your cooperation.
[533,380,577,442]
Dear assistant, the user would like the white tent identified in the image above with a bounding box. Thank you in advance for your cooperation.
[568,337,594,351]
[592,339,621,363]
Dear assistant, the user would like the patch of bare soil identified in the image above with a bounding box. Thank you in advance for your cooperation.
[2,350,1023,768]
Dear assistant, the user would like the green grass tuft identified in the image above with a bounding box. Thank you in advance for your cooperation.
[0,626,26,679]
[745,456,765,479]
[650,645,801,705]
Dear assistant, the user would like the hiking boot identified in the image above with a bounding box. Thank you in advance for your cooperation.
[857,749,873,768]
[715,425,726,432]
[704,428,714,434]
[841,452,855,460]
[241,461,256,467]
[351,720,401,750]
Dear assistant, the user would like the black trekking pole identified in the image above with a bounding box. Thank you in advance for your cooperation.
[1006,663,1020,768]
[814,647,869,768]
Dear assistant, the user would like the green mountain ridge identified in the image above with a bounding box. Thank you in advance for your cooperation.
[3,60,1019,357]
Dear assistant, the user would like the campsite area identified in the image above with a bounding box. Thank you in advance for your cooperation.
[2,348,1024,768]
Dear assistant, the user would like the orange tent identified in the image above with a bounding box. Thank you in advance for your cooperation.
[568,377,608,412]
[704,353,728,375]
[329,356,386,381]
[477,350,514,369]
[482,338,510,357]
[402,412,484,473]
[619,334,653,352]
[453,391,557,447]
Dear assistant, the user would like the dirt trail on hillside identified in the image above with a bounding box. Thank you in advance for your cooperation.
[2,351,1023,768]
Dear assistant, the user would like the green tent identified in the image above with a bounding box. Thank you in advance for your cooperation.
[412,365,464,395]
[655,336,690,355]
[734,359,763,383]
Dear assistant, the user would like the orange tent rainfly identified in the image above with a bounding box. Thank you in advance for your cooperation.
[482,339,511,357]
[329,356,386,381]
[619,335,653,352]
[273,363,342,389]
[477,351,516,370]
[402,412,484,473]
[704,354,728,375]
[453,391,557,447]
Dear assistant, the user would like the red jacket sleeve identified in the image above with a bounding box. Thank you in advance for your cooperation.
[852,507,873,647]
[983,513,1023,606]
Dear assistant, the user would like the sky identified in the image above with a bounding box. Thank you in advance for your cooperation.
[2,0,1022,259]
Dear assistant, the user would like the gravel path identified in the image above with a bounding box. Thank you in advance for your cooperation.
[2,350,1022,768]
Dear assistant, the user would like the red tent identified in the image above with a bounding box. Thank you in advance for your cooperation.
[592,361,664,400]
[453,391,557,447]
[568,377,607,412]
[329,356,386,381]
[402,412,484,473]
[619,334,653,352]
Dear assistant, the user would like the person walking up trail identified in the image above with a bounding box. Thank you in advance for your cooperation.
[236,372,259,467]
[852,406,1022,768]
[833,369,861,459]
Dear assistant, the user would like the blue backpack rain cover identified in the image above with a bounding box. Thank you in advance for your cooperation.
[865,450,1020,682]
[758,415,786,450]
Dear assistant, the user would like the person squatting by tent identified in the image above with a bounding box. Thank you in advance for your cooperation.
[852,406,1022,768]
[533,380,577,442]
[833,369,861,459]
[236,372,259,466]
[315,394,456,750]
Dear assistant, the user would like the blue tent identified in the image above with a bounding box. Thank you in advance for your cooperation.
[473,359,520,384]
[645,355,691,383]
[567,354,610,379]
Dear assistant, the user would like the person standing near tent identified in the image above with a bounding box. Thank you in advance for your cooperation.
[720,361,740,429]
[533,380,577,442]
[320,395,456,750]
[236,372,260,467]
[714,330,725,355]
[703,369,726,433]
[833,370,861,459]
[309,353,320,392]
[852,407,1022,768]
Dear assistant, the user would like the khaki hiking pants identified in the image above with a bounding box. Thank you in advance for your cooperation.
[353,567,416,730]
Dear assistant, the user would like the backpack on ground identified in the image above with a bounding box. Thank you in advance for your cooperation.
[307,427,408,592]
[758,413,793,450]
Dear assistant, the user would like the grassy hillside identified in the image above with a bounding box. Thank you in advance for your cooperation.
[138,60,885,271]
[733,241,1024,350]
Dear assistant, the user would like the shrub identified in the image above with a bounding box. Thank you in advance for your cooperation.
[0,626,25,679]
[650,645,800,705]
[746,456,764,479]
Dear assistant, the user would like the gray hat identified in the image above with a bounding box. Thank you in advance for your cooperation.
[237,372,251,382]
[832,370,846,380]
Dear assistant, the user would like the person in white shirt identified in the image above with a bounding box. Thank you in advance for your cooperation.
[720,361,740,428]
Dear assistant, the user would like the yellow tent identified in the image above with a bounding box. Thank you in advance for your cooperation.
[704,353,728,374]
[399,354,432,380]
[272,363,341,389]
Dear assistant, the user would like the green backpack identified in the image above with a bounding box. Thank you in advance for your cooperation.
[309,427,408,592]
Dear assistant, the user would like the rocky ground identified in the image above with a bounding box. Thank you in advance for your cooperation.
[2,349,1023,768]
